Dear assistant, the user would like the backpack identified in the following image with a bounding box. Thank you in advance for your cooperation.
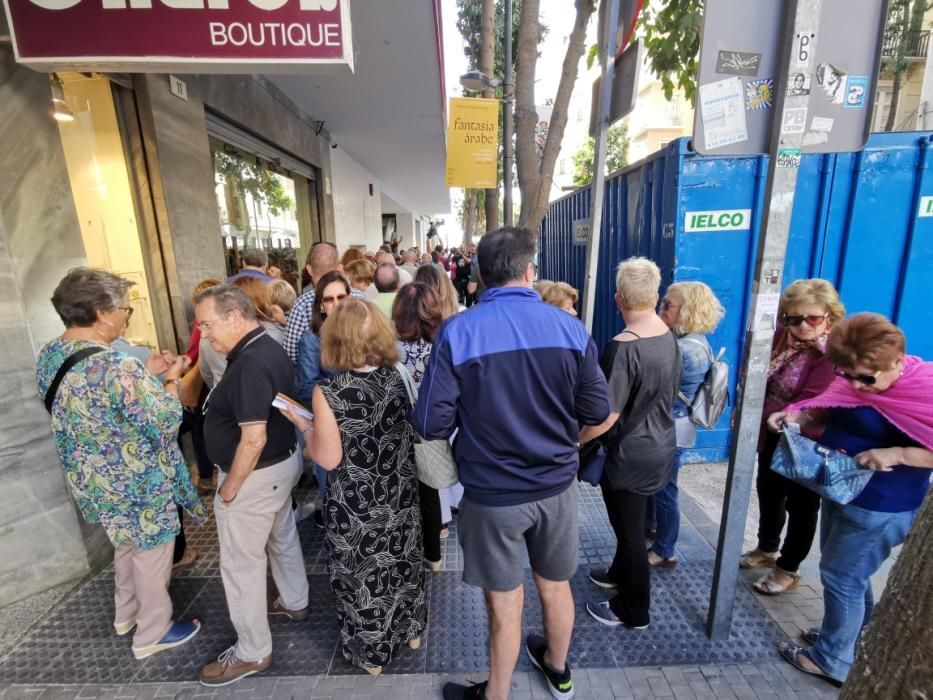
[678,337,730,430]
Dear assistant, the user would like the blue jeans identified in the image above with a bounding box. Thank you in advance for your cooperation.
[650,450,684,559]
[809,499,916,682]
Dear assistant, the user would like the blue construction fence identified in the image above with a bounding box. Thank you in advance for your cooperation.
[539,131,933,463]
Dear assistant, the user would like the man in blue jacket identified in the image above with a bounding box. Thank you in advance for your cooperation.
[414,227,610,700]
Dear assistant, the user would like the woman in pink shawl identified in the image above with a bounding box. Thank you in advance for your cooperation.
[766,313,933,687]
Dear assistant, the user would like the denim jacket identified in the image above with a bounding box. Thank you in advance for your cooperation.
[296,330,335,404]
[674,333,713,417]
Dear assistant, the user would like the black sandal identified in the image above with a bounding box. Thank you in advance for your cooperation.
[799,627,821,645]
[778,644,842,688]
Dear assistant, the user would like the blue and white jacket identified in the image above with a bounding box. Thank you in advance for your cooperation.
[413,287,610,507]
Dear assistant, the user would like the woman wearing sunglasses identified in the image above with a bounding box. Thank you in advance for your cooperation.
[741,279,845,596]
[766,313,933,686]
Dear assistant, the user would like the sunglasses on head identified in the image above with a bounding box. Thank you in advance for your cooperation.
[834,368,881,385]
[782,312,828,327]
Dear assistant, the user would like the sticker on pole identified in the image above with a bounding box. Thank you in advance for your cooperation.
[745,79,773,110]
[844,76,869,108]
[919,196,933,217]
[777,148,802,168]
[684,209,752,232]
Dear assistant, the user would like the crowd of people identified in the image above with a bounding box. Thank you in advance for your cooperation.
[35,227,933,697]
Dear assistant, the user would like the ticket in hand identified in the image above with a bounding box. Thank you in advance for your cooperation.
[272,393,313,421]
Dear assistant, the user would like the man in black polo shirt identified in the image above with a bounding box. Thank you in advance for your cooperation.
[194,286,309,687]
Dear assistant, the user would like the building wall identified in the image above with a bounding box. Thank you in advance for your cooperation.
[0,51,111,607]
[329,147,384,252]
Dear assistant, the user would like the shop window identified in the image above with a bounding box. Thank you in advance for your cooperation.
[211,141,310,286]
[56,75,160,351]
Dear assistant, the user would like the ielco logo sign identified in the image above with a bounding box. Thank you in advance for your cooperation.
[1,0,353,72]
[684,209,752,233]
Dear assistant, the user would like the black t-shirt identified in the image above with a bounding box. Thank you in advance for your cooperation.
[451,254,472,282]
[600,332,681,494]
[204,327,298,471]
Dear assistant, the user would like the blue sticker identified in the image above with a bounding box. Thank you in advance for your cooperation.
[745,78,774,110]
[844,76,868,109]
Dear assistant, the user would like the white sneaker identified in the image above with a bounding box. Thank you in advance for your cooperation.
[294,502,318,523]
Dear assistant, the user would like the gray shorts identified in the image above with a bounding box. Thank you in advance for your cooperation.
[458,484,579,592]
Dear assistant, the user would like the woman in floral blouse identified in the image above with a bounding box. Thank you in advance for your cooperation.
[35,268,207,660]
[741,279,845,595]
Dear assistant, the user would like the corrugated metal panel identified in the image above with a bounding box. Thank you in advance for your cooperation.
[539,131,933,462]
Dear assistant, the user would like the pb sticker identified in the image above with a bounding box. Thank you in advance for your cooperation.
[745,79,774,110]
[781,107,807,134]
[845,76,868,109]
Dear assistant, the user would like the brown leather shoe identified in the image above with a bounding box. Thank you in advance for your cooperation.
[269,597,308,621]
[199,646,271,687]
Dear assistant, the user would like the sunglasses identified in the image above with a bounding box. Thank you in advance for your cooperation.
[782,312,828,327]
[834,368,881,385]
[321,294,348,304]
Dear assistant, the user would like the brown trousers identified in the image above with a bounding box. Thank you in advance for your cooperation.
[113,539,174,649]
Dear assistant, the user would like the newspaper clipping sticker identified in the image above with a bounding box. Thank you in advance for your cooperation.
[699,77,749,149]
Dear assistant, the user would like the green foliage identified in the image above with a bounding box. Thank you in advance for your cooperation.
[882,0,931,77]
[456,0,541,79]
[640,0,703,105]
[215,151,294,218]
[572,123,629,186]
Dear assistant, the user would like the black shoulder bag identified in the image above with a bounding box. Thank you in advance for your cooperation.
[44,347,106,413]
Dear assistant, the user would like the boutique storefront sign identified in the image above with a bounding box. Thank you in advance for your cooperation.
[1,0,354,72]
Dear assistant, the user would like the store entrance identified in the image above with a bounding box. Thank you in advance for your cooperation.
[55,75,161,351]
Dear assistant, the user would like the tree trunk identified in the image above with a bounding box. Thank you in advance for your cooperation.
[839,489,933,698]
[515,0,596,232]
[464,189,477,246]
[481,0,500,232]
[885,69,903,131]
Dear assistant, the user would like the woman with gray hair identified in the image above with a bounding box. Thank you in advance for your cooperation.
[35,268,207,660]
[579,257,681,630]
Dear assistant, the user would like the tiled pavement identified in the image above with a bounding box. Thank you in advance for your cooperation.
[0,479,839,698]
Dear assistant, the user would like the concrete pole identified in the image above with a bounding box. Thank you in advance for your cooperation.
[503,0,514,227]
[706,0,822,639]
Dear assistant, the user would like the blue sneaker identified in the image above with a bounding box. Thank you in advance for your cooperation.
[132,619,201,659]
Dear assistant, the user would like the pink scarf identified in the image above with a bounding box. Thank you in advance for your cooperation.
[786,355,933,450]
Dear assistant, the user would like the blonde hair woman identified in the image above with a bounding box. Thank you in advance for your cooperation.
[279,298,426,676]
[578,257,680,629]
[742,278,845,596]
[650,281,725,567]
[344,258,377,300]
[536,280,579,316]
[414,263,461,318]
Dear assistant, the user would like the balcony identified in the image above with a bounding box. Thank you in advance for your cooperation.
[882,29,930,59]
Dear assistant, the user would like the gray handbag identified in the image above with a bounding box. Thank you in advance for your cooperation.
[678,337,730,430]
[395,363,459,490]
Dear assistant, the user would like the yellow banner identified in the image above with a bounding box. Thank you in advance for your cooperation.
[446,97,499,189]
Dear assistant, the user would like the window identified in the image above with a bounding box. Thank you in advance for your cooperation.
[665,98,683,127]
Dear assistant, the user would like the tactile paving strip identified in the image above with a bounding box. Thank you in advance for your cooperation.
[0,484,786,685]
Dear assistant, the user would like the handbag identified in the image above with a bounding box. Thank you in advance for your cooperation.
[395,363,459,490]
[770,423,873,504]
[577,439,607,487]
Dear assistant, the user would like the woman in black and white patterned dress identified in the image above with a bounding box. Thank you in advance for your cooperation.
[279,298,426,676]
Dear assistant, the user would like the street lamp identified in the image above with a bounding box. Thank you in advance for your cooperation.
[455,0,514,227]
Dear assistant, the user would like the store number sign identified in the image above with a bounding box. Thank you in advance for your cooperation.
[1,0,354,72]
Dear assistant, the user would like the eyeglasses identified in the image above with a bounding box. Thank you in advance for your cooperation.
[119,306,134,320]
[322,294,348,304]
[660,300,681,311]
[198,314,229,332]
[782,312,828,327]
[834,368,881,385]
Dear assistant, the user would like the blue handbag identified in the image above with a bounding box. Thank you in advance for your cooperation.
[770,424,873,504]
[578,440,607,487]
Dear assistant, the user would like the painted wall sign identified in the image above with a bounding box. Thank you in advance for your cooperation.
[715,50,761,76]
[1,0,354,72]
[572,219,590,246]
[684,209,752,232]
[919,196,933,217]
